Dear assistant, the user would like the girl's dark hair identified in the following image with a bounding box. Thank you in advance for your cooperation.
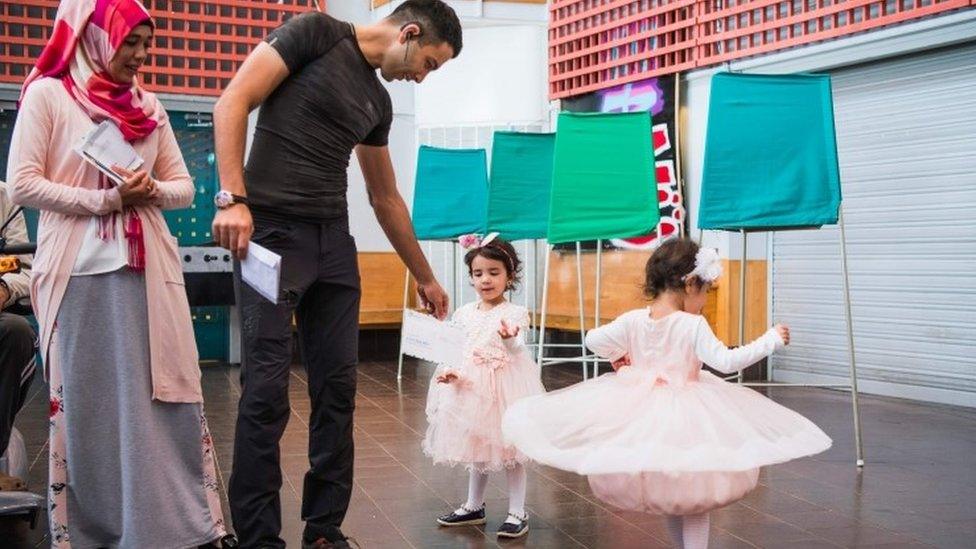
[644,238,704,298]
[464,238,522,290]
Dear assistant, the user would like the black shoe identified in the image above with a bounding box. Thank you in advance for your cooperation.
[198,534,239,549]
[302,530,359,549]
[301,538,358,549]
[497,513,528,539]
[437,505,487,527]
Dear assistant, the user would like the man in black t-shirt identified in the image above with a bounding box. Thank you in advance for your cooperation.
[211,2,461,547]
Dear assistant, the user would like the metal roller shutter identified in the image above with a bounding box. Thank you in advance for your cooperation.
[770,43,976,407]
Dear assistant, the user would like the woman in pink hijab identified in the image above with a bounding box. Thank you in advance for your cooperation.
[7,0,234,546]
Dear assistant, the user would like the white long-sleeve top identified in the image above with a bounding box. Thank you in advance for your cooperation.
[585,308,784,385]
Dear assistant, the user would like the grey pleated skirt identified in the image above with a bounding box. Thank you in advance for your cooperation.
[47,269,224,548]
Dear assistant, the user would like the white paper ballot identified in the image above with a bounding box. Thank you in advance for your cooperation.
[241,242,281,303]
[74,120,144,186]
[400,309,465,368]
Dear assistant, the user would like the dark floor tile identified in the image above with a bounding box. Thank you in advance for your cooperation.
[546,514,646,540]
[708,531,759,549]
[721,519,816,546]
[353,463,413,480]
[860,544,934,549]
[804,524,920,547]
[494,526,586,548]
[400,522,492,548]
[775,539,843,549]
[529,500,615,522]
[773,509,858,530]
[741,485,830,515]
[712,504,776,527]
[571,531,669,549]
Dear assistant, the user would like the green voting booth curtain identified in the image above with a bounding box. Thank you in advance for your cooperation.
[411,145,488,240]
[547,112,659,244]
[698,73,842,231]
[486,131,555,241]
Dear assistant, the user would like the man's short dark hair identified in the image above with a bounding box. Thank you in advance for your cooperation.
[388,0,463,58]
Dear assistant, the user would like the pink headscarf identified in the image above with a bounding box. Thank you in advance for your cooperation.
[21,0,165,142]
[21,0,166,271]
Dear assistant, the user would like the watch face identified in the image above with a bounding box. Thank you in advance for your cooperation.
[214,191,231,208]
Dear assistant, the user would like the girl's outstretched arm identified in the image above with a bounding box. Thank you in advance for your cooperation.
[692,316,786,374]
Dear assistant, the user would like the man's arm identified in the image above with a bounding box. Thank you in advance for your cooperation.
[355,144,449,320]
[212,42,290,259]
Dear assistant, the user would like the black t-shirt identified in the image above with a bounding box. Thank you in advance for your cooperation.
[244,12,393,221]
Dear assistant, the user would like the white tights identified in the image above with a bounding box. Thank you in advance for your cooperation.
[665,513,710,549]
[458,463,527,523]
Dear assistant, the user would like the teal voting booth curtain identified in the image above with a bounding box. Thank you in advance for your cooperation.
[698,73,842,230]
[548,112,659,244]
[412,145,488,240]
[486,131,555,241]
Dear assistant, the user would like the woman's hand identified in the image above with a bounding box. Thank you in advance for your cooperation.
[113,166,158,207]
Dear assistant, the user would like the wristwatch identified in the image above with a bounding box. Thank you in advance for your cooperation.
[214,190,248,209]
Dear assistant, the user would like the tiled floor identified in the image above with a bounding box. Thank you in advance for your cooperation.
[3,357,975,548]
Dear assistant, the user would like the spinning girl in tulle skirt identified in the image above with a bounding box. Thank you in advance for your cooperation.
[502,238,832,549]
[423,234,545,539]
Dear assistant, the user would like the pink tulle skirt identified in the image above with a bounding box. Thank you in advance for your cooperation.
[424,354,545,472]
[502,368,831,514]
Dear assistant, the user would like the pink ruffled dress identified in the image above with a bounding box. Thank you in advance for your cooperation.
[423,301,546,472]
[502,309,832,515]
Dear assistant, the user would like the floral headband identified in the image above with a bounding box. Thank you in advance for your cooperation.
[459,232,515,274]
[459,232,499,250]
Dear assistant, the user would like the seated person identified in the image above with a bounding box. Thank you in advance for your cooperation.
[0,181,36,491]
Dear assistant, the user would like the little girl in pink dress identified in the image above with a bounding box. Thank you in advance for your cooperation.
[423,234,545,539]
[503,239,832,548]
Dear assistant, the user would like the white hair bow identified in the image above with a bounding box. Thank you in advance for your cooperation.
[684,247,723,283]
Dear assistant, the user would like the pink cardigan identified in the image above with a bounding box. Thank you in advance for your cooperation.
[6,77,203,403]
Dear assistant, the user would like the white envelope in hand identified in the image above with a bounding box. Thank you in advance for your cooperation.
[400,309,465,369]
[241,242,281,303]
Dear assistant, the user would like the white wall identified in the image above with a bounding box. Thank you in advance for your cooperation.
[326,1,372,23]
[348,81,418,252]
[415,25,549,126]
